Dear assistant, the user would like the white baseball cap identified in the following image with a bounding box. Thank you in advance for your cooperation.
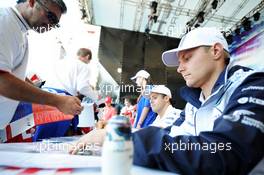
[131,70,150,80]
[151,85,172,98]
[162,27,229,67]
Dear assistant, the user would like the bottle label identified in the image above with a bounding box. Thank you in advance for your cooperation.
[105,115,132,141]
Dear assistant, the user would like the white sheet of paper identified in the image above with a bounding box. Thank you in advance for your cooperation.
[78,103,95,127]
[0,142,176,175]
[0,151,101,169]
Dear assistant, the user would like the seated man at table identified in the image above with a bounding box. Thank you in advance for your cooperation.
[69,27,264,175]
[149,85,182,128]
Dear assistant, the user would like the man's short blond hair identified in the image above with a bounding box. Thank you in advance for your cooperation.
[203,45,230,65]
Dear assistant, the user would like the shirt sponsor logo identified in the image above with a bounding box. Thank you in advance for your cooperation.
[223,110,255,122]
[241,116,264,133]
[223,110,264,133]
[241,86,264,92]
[237,97,264,106]
[237,97,249,104]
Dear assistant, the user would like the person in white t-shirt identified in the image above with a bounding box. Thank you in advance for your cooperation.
[33,48,100,140]
[43,48,99,100]
[149,85,182,128]
[0,0,83,129]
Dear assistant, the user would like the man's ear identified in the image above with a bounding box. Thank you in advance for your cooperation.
[212,43,224,60]
[164,95,170,102]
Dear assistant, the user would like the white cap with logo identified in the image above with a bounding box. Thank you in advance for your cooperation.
[131,70,150,80]
[162,27,229,67]
[151,85,172,98]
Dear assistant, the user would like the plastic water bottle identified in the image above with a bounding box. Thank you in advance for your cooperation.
[102,115,133,175]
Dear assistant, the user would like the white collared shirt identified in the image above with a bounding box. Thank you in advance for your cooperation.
[43,58,98,100]
[151,105,182,128]
[0,7,30,129]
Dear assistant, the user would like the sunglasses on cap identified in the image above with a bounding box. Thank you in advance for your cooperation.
[36,0,60,28]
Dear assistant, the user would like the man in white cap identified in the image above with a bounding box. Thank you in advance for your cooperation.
[130,70,150,81]
[132,27,264,174]
[130,70,157,128]
[69,27,264,174]
[149,85,182,128]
